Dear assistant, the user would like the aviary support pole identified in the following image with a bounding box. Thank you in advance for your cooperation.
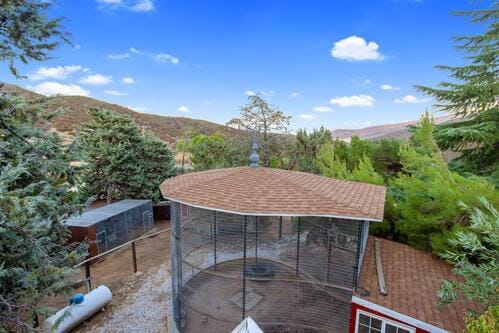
[278,216,283,239]
[213,211,217,270]
[242,215,247,320]
[295,217,301,275]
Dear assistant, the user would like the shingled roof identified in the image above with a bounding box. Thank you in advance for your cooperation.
[160,167,386,221]
[356,237,470,332]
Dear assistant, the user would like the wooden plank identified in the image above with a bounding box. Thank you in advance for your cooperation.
[375,238,388,296]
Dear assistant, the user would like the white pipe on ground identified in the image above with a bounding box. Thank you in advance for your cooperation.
[43,286,112,333]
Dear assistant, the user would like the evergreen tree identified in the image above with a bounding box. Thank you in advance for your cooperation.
[79,108,176,203]
[416,4,499,184]
[386,114,497,252]
[349,155,385,185]
[137,134,177,201]
[293,127,332,173]
[188,133,230,171]
[0,0,71,77]
[316,142,349,179]
[438,197,498,310]
[0,93,86,331]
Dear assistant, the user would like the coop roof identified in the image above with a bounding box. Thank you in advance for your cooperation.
[66,199,151,227]
[355,237,471,332]
[160,167,386,221]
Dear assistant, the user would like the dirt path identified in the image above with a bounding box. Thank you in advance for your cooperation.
[76,262,171,333]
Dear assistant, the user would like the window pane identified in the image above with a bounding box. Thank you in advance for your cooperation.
[385,324,398,333]
[370,329,381,333]
[359,314,370,325]
[371,318,382,330]
[358,324,370,333]
[398,329,411,333]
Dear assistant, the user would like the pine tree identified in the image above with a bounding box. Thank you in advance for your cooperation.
[0,0,71,77]
[438,198,498,317]
[416,4,499,184]
[0,93,86,331]
[79,108,176,203]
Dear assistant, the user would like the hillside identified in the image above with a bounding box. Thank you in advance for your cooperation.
[331,115,455,141]
[0,83,242,144]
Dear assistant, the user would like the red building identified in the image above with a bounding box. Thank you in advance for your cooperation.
[350,237,469,333]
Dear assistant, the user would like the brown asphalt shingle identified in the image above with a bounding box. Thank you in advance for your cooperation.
[357,237,470,332]
[160,167,386,221]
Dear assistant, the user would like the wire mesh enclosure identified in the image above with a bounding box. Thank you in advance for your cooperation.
[170,201,368,333]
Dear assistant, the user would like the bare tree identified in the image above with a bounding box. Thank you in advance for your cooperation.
[227,95,291,166]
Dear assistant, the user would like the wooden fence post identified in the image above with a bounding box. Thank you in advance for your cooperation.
[132,241,138,273]
[85,261,92,292]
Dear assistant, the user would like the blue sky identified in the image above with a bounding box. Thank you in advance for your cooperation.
[1,0,487,131]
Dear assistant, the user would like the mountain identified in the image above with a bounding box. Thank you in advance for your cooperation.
[331,116,456,141]
[0,83,241,144]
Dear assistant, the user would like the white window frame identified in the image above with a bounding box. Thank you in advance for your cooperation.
[355,309,416,333]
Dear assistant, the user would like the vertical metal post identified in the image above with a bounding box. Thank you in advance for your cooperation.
[85,261,92,292]
[132,241,138,273]
[242,215,247,320]
[353,220,363,288]
[295,217,301,275]
[254,216,258,262]
[278,216,283,239]
[326,232,332,283]
[213,211,217,270]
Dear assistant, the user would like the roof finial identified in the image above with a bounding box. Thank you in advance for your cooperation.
[250,130,259,167]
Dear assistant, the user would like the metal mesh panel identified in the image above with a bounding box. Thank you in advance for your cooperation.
[170,201,365,333]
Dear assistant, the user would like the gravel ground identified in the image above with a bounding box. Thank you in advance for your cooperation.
[76,263,171,333]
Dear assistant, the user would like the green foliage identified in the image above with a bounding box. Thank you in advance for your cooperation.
[416,5,499,184]
[438,198,498,310]
[316,142,384,185]
[386,115,498,252]
[189,133,231,171]
[316,142,349,179]
[349,156,385,185]
[293,127,332,173]
[464,305,499,333]
[0,0,71,77]
[370,138,403,180]
[227,95,291,166]
[79,108,176,203]
[0,94,86,331]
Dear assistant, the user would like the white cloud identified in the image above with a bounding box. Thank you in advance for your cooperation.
[178,106,189,113]
[331,36,384,61]
[131,0,154,11]
[313,106,334,113]
[128,106,147,112]
[363,121,372,126]
[122,76,135,84]
[245,90,274,97]
[74,44,81,50]
[108,53,130,60]
[394,95,430,104]
[27,82,90,97]
[298,114,315,120]
[155,53,179,64]
[381,84,400,91]
[79,74,113,85]
[129,47,142,55]
[260,90,274,97]
[97,0,154,12]
[290,92,300,98]
[104,90,127,96]
[330,94,375,107]
[29,65,82,80]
